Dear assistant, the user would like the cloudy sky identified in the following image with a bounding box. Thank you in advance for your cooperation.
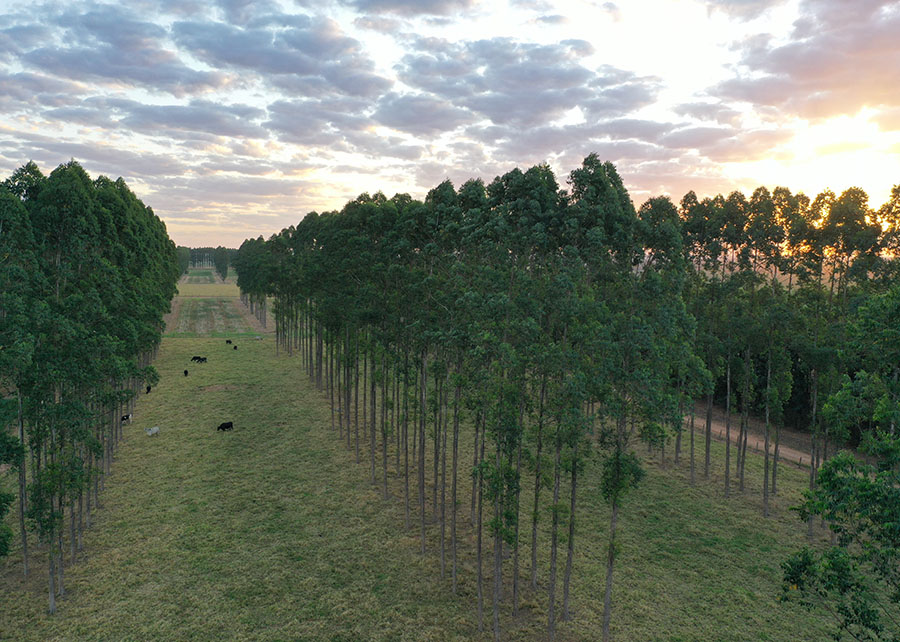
[1,0,898,247]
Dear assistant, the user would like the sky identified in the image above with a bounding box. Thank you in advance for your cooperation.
[1,0,898,248]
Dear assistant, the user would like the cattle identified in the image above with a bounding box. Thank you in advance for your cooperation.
[226,339,232,344]
[121,413,132,423]
[145,426,160,437]
[198,357,207,363]
[191,356,202,362]
[217,421,234,431]
[184,370,189,377]
[146,385,152,394]
[233,345,237,350]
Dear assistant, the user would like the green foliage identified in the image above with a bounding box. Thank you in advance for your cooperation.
[783,437,900,640]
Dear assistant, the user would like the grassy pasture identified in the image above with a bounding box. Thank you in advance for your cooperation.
[185,269,216,284]
[1,289,834,641]
[166,298,255,337]
[176,282,241,298]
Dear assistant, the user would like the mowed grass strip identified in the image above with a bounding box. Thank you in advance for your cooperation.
[177,283,241,298]
[167,298,255,337]
[1,336,480,641]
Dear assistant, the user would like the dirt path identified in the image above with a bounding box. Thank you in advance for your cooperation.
[686,408,809,467]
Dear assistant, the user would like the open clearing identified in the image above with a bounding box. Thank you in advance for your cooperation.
[1,282,833,641]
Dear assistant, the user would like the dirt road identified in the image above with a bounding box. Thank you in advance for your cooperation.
[685,407,809,467]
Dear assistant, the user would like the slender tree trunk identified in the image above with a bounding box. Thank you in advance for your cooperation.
[440,381,448,578]
[674,398,683,465]
[601,496,619,642]
[382,352,388,499]
[763,351,771,517]
[471,411,481,525]
[371,346,377,485]
[419,351,427,554]
[547,427,563,640]
[772,423,780,496]
[354,333,359,459]
[362,340,367,457]
[725,356,732,498]
[807,371,818,539]
[704,393,713,479]
[48,544,57,614]
[492,438,502,642]
[433,375,441,523]
[404,351,410,528]
[531,378,546,590]
[512,405,523,617]
[355,337,361,464]
[689,403,696,485]
[17,389,28,577]
[477,413,486,633]
[562,442,578,621]
[451,370,461,594]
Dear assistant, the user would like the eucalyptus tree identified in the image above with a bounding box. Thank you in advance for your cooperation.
[0,186,37,574]
[214,246,229,281]
[592,193,694,642]
[0,160,177,613]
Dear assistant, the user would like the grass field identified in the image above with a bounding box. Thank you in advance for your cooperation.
[0,284,834,641]
[166,298,256,337]
[185,269,217,284]
[176,282,241,298]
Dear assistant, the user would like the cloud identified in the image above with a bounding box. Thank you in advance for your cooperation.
[338,0,477,16]
[660,126,735,149]
[535,14,568,24]
[265,98,372,146]
[674,101,742,126]
[714,0,900,120]
[873,107,900,132]
[173,15,391,97]
[0,133,189,180]
[704,0,786,20]
[374,92,475,135]
[6,5,230,97]
[396,37,658,129]
[353,15,407,33]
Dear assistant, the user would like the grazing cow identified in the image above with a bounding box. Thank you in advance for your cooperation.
[197,357,207,363]
[191,356,202,362]
[233,345,237,350]
[226,339,232,344]
[184,370,188,377]
[121,413,132,424]
[146,385,152,394]
[217,421,234,431]
[145,426,160,437]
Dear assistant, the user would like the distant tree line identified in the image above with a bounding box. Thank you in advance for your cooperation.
[0,160,179,613]
[236,156,900,640]
[177,246,235,281]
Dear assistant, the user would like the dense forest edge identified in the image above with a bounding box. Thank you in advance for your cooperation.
[1,154,899,640]
[232,153,900,641]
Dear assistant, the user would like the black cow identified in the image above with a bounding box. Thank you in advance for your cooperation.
[198,357,207,363]
[233,345,237,350]
[217,421,234,431]
[191,356,202,362]
[121,413,132,423]
[226,339,232,344]
[146,385,151,394]
[184,369,189,377]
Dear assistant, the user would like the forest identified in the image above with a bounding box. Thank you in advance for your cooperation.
[233,153,900,641]
[0,161,180,613]
[1,153,898,640]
